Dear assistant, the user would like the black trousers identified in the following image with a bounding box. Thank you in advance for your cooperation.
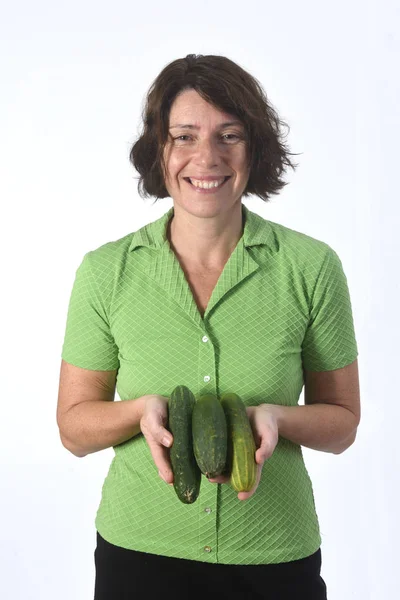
[94,531,328,600]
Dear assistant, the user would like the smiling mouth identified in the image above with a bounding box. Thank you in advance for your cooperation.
[184,176,231,187]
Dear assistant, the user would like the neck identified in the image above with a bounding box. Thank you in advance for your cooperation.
[167,203,244,270]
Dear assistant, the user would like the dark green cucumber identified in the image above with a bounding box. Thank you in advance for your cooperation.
[168,385,201,504]
[192,394,227,478]
[220,393,257,492]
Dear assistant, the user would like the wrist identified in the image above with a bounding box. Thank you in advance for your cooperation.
[259,403,285,432]
[137,395,150,422]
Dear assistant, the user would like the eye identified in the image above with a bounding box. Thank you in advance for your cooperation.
[173,134,241,142]
[222,134,239,141]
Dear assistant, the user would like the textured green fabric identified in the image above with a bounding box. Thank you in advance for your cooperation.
[61,203,358,565]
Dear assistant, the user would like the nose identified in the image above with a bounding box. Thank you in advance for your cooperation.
[193,137,222,168]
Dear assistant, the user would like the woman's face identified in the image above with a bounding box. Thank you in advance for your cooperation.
[162,88,250,217]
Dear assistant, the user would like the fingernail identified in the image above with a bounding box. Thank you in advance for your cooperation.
[162,436,171,447]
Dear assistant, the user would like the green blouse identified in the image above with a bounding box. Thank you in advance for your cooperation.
[61,203,358,565]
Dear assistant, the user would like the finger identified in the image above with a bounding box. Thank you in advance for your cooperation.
[255,447,267,464]
[142,404,173,447]
[238,489,256,501]
[152,420,173,448]
[237,463,263,501]
[255,436,275,464]
[246,407,262,447]
[146,436,174,484]
[208,474,230,484]
[144,416,173,452]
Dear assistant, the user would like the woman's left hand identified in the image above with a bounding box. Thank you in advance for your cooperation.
[208,404,280,500]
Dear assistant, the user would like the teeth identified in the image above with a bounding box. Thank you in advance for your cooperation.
[190,177,226,189]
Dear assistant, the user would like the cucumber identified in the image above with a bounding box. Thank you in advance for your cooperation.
[220,393,257,493]
[168,385,201,504]
[192,394,227,478]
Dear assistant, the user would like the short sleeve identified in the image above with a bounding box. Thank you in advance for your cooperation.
[61,252,120,370]
[301,247,358,371]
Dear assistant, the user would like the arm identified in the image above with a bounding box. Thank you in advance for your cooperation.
[265,359,361,455]
[57,359,147,457]
[208,360,361,500]
[57,360,174,484]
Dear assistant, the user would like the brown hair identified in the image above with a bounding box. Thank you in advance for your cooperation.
[129,54,300,203]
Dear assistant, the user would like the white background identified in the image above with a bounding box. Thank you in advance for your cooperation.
[1,1,398,598]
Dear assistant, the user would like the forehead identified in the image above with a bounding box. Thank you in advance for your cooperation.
[169,89,240,126]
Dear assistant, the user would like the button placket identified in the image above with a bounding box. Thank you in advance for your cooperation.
[198,480,218,562]
[197,330,218,561]
[200,331,214,389]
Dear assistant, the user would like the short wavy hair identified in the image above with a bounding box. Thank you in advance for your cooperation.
[129,54,300,203]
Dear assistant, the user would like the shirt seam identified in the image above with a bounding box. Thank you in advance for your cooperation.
[307,245,332,326]
[84,251,113,329]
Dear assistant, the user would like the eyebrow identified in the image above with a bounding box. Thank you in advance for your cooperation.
[169,121,244,130]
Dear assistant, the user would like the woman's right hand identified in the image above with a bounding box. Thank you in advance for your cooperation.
[139,394,174,485]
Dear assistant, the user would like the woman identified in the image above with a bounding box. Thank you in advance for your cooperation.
[57,54,360,600]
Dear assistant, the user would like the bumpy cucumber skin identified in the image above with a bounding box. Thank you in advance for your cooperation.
[220,393,257,493]
[192,394,227,478]
[168,385,201,504]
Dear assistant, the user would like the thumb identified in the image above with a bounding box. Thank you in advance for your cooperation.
[147,410,173,447]
[157,426,173,447]
[152,424,173,448]
[255,443,270,465]
[162,432,173,447]
[255,448,265,464]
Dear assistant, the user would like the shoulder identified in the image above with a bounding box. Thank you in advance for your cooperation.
[255,218,350,303]
[74,231,137,302]
[266,219,337,269]
[81,231,136,275]
[271,219,331,254]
